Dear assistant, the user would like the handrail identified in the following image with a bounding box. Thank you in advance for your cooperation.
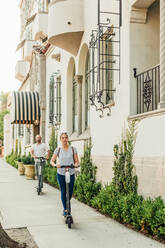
[134,64,160,78]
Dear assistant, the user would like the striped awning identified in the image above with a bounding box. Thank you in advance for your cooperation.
[11,91,40,124]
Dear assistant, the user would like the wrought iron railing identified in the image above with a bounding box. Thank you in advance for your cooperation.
[134,64,160,114]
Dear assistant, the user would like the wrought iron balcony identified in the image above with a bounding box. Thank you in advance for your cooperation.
[134,64,160,114]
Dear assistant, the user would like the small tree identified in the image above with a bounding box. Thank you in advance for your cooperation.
[112,120,138,195]
[18,140,22,157]
[49,126,58,160]
[14,139,18,158]
[0,110,9,145]
[80,140,97,182]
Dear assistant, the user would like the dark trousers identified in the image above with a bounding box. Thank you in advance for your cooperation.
[57,173,75,210]
[35,162,45,177]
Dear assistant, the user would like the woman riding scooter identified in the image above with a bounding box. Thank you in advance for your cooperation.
[50,132,79,217]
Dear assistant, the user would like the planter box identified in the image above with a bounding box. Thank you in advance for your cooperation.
[18,162,25,175]
[24,164,35,180]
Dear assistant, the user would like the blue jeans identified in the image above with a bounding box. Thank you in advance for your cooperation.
[57,173,75,211]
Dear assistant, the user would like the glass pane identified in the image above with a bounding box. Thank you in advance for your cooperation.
[85,52,90,129]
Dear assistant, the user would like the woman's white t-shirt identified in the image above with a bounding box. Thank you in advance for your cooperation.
[54,146,77,175]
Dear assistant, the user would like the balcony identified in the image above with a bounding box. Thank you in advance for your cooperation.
[15,60,28,82]
[24,40,36,61]
[134,65,160,114]
[33,12,48,41]
[48,0,84,56]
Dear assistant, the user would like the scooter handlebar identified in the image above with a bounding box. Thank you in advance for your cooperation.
[57,164,80,169]
[35,157,46,160]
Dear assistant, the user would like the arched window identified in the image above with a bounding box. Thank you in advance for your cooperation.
[49,72,61,125]
[85,52,90,129]
[72,66,78,132]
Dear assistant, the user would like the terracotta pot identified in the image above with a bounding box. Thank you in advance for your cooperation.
[24,164,35,180]
[18,162,25,175]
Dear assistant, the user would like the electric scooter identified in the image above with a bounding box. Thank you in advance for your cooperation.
[59,164,77,229]
[35,157,46,195]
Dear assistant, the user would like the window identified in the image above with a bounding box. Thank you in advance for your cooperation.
[85,52,90,129]
[49,75,54,124]
[100,33,114,105]
[55,75,62,124]
[49,72,61,125]
[18,124,24,137]
[25,125,31,145]
[38,0,48,12]
[25,27,32,40]
[72,66,78,132]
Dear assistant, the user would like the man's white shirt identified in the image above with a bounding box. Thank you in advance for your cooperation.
[32,143,50,162]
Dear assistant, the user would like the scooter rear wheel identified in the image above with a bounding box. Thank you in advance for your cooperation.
[67,217,72,229]
[37,188,41,195]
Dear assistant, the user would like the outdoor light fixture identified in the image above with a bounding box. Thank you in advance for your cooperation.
[34,120,40,126]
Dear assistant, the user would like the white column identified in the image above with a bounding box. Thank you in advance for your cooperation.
[159,0,165,108]
[74,75,83,136]
[38,54,46,142]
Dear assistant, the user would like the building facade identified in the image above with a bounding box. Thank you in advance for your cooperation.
[4,0,165,199]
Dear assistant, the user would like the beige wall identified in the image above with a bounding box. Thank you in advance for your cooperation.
[93,154,165,200]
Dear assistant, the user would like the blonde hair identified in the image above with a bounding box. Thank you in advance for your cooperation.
[60,132,68,139]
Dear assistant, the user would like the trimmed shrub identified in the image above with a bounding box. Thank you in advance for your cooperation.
[74,141,102,205]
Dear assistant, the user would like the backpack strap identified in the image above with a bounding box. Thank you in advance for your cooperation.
[71,146,75,164]
[57,147,61,158]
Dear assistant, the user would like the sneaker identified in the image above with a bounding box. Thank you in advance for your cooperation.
[63,210,67,217]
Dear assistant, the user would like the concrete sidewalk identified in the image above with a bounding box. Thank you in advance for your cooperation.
[0,158,164,248]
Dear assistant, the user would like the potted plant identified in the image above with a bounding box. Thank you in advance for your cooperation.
[17,156,25,175]
[22,154,35,180]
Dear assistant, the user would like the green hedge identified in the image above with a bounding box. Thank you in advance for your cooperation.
[6,154,18,169]
[74,174,101,205]
[91,185,165,238]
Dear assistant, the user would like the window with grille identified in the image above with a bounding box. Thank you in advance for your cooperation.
[49,72,61,125]
[100,33,114,105]
[25,126,31,145]
[38,0,48,12]
[18,124,24,137]
[49,75,54,124]
[85,52,90,129]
